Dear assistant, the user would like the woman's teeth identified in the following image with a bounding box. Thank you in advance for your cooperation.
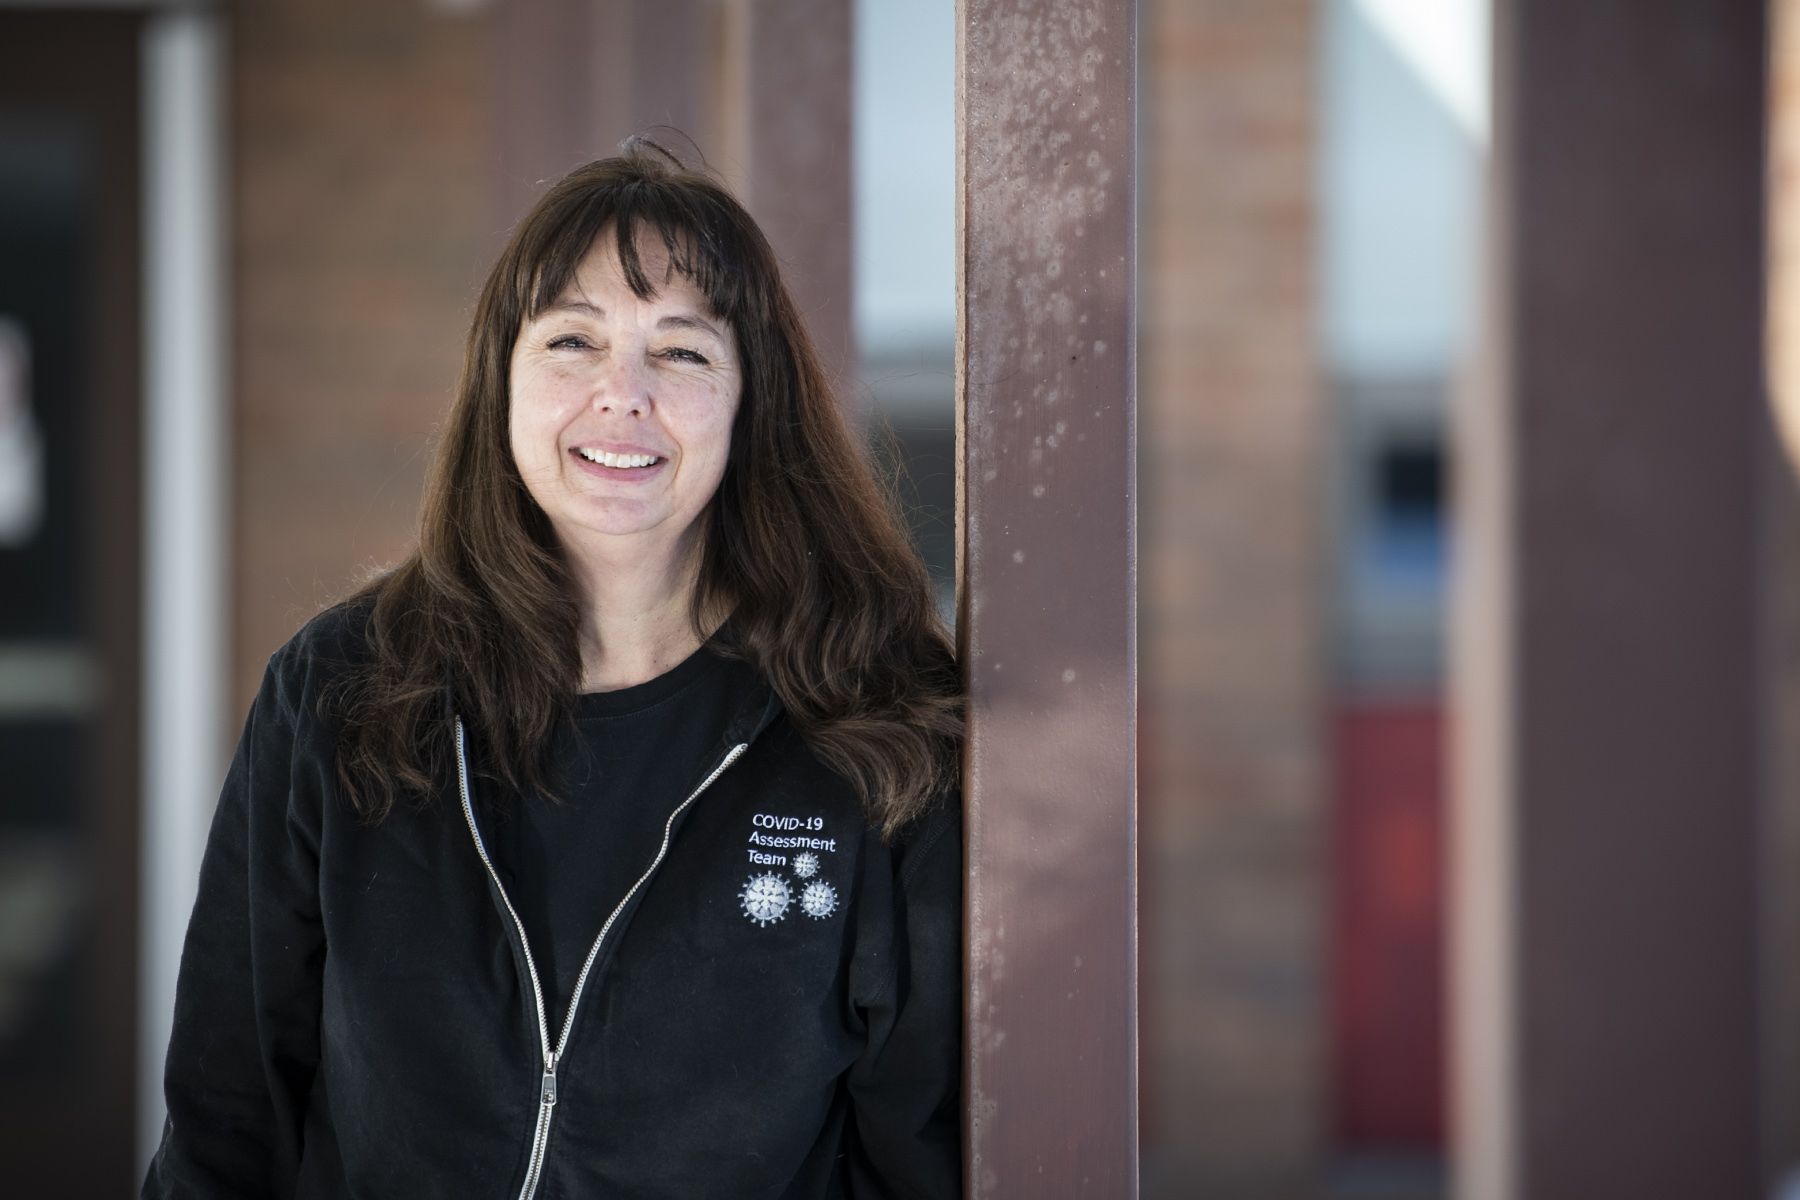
[577,448,661,468]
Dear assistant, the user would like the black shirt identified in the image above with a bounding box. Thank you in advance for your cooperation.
[485,625,765,1035]
[144,595,964,1197]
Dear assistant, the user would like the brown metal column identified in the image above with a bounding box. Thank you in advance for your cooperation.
[958,1,1138,1195]
[494,0,850,379]
[720,0,854,385]
[495,0,618,227]
[496,0,722,237]
[1455,2,1766,1198]
[1759,0,1800,1185]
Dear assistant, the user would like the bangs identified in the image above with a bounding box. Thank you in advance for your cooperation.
[518,180,748,326]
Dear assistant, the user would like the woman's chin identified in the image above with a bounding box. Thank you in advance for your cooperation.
[550,507,701,563]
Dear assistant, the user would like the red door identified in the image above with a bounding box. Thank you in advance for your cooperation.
[1331,698,1446,1148]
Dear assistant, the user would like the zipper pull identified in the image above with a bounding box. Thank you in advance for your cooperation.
[541,1051,558,1108]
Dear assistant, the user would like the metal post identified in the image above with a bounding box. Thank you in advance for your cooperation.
[1454,2,1765,1197]
[496,0,719,237]
[721,0,855,386]
[498,0,852,387]
[957,1,1138,1195]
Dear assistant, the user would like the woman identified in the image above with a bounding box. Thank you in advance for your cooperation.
[143,140,965,1199]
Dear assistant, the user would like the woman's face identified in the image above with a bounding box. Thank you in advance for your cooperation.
[508,231,742,568]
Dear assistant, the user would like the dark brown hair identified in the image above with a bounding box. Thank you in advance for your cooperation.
[326,139,961,839]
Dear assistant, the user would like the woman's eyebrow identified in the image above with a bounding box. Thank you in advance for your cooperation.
[534,300,603,324]
[537,301,722,342]
[657,313,725,341]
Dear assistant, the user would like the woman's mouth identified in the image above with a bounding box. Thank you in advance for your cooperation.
[568,446,669,482]
[575,447,664,469]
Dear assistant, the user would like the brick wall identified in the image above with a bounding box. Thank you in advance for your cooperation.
[231,0,496,702]
[1140,1,1329,1194]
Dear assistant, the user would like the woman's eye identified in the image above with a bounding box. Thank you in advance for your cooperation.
[661,347,710,365]
[546,334,592,350]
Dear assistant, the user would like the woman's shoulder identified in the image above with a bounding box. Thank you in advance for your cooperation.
[890,783,963,876]
[260,590,384,704]
[277,589,380,663]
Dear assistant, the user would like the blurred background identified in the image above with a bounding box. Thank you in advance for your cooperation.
[0,0,1793,1196]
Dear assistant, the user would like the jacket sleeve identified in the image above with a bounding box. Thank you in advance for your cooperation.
[142,649,326,1198]
[844,798,964,1199]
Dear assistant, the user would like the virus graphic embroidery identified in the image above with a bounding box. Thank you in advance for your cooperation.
[740,873,792,927]
[799,880,838,920]
[792,851,821,879]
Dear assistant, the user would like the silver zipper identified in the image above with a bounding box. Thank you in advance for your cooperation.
[454,717,749,1200]
[454,719,555,1200]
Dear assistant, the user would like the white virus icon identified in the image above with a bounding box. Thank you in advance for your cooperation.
[799,880,838,920]
[740,873,791,926]
[792,851,820,879]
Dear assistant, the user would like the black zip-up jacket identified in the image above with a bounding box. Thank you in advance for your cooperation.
[142,601,963,1198]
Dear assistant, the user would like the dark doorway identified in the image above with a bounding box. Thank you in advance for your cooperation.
[0,10,145,1192]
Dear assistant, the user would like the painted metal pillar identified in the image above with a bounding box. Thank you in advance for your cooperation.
[498,0,852,389]
[1453,2,1765,1198]
[957,1,1138,1196]
[1756,1,1800,1187]
[496,0,717,232]
[720,0,855,385]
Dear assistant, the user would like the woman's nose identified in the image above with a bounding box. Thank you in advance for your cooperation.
[591,353,650,416]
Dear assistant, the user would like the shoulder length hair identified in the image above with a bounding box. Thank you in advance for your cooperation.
[329,140,962,840]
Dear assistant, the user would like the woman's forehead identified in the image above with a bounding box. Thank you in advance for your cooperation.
[538,224,721,319]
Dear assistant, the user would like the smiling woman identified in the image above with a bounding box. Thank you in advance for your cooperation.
[142,140,965,1199]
